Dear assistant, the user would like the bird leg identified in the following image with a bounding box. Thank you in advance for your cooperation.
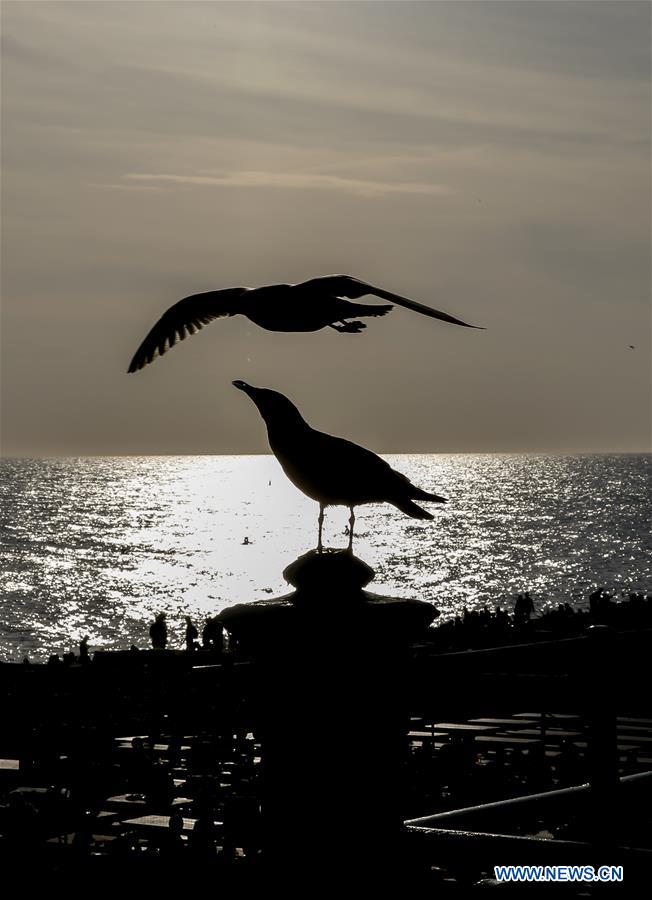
[347,507,355,552]
[317,503,325,553]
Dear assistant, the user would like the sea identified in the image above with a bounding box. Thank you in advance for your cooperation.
[0,454,650,662]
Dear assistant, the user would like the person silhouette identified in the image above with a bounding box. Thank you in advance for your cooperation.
[149,612,168,649]
[79,635,90,663]
[201,617,224,653]
[514,592,535,625]
[184,616,198,651]
[169,809,184,847]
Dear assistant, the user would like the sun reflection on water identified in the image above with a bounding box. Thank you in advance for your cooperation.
[0,454,650,660]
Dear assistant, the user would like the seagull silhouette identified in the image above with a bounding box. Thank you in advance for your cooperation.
[128,274,483,372]
[232,381,447,551]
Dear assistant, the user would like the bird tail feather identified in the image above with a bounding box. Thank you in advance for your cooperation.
[392,499,435,520]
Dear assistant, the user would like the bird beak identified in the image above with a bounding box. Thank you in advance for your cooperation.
[232,380,253,395]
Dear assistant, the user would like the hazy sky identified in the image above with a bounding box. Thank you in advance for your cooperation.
[1,0,650,456]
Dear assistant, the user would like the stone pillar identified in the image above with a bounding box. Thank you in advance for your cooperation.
[218,549,436,886]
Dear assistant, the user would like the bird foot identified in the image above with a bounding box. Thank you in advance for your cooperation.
[331,321,366,333]
[314,543,352,555]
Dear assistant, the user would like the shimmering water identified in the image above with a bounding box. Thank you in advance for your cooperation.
[0,454,650,661]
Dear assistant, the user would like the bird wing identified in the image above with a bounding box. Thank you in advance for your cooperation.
[300,274,484,329]
[309,430,445,502]
[307,429,403,495]
[127,288,249,373]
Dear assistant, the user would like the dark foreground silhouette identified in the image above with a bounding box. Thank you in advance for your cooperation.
[1,555,651,890]
[232,381,447,549]
[127,274,483,372]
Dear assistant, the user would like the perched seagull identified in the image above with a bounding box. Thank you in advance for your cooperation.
[128,274,483,372]
[232,380,447,551]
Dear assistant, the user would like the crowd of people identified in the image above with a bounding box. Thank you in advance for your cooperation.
[148,613,226,653]
[34,614,227,668]
[428,588,652,651]
[21,585,652,667]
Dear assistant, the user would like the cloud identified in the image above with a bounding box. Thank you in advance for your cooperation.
[2,0,650,454]
[122,170,454,198]
[90,182,164,192]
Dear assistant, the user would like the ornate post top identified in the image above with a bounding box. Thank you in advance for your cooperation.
[217,549,438,652]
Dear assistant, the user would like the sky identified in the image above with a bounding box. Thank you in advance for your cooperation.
[1,0,650,456]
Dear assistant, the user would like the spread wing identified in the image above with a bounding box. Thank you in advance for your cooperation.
[299,274,484,329]
[127,288,249,373]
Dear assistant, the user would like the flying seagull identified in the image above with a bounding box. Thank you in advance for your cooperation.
[128,274,483,372]
[232,380,447,551]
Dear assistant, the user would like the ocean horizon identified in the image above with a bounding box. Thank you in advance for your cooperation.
[1,452,650,662]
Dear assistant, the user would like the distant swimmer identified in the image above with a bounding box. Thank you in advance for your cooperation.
[242,536,250,545]
[629,345,635,349]
[233,380,447,551]
[127,274,483,372]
